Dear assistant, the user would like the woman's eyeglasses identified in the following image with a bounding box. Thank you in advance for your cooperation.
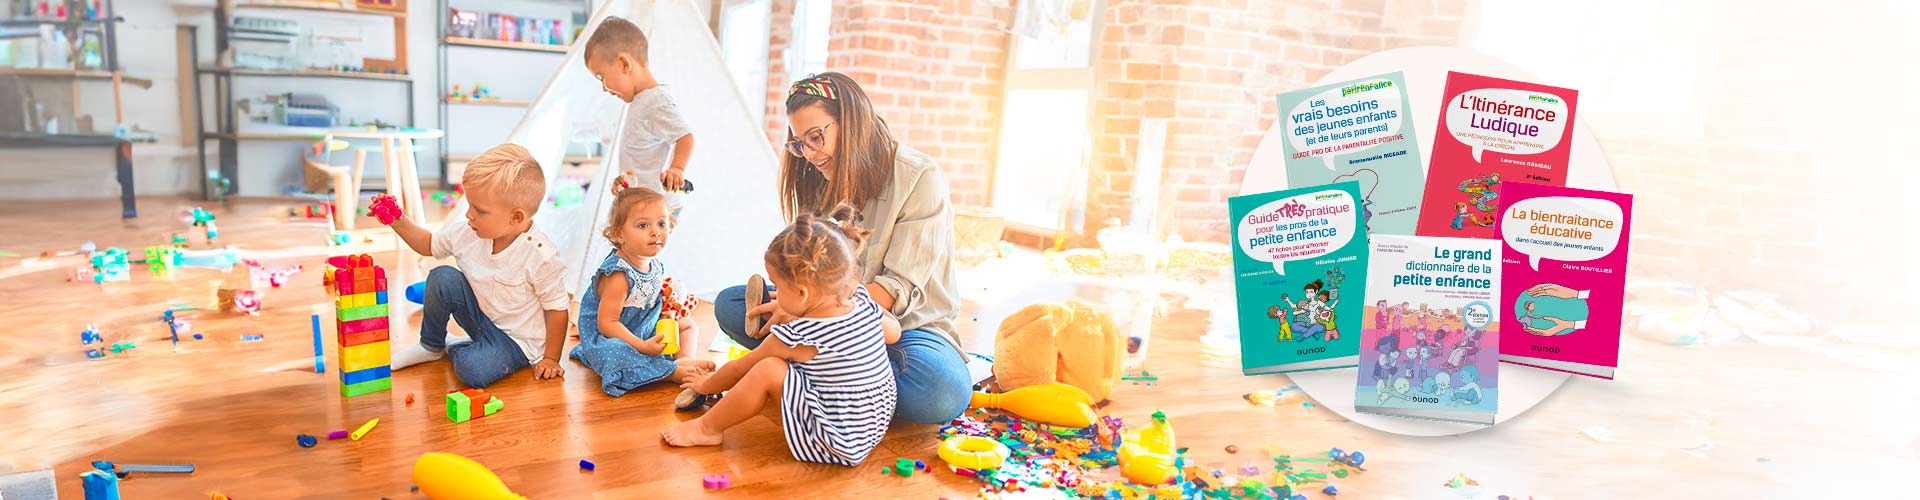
[785,123,833,158]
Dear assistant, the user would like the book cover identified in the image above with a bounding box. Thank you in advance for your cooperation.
[1230,181,1369,374]
[1355,235,1501,425]
[1416,72,1579,239]
[1496,182,1633,379]
[1277,71,1426,235]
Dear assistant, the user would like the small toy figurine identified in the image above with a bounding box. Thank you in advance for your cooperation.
[369,194,404,225]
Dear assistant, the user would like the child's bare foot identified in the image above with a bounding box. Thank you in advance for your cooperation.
[662,418,724,447]
[678,358,717,372]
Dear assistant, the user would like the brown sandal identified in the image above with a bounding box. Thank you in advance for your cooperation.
[743,274,767,337]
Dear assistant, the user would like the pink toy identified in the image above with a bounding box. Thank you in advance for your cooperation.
[701,473,730,489]
[231,290,262,313]
[369,194,403,225]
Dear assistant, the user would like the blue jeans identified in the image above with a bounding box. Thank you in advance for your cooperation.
[422,267,531,388]
[714,283,971,424]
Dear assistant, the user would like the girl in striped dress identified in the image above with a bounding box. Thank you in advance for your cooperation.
[662,203,899,466]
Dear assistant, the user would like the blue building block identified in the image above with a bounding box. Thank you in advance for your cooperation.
[81,469,120,499]
[405,281,426,305]
[340,365,392,385]
[375,290,388,305]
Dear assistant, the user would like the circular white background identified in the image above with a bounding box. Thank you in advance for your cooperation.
[1240,46,1617,436]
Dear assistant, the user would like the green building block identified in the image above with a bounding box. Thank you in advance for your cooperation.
[341,377,392,398]
[447,390,506,423]
[337,304,389,322]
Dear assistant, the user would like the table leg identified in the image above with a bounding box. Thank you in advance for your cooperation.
[398,139,425,225]
[116,140,136,218]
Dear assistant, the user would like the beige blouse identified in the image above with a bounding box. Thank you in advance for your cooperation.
[851,144,963,356]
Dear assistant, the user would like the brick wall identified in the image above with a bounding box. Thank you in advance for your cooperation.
[759,0,795,148]
[814,0,1013,208]
[1087,0,1468,244]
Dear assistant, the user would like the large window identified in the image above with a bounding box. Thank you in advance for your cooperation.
[718,0,772,127]
[788,0,832,83]
[990,0,1101,231]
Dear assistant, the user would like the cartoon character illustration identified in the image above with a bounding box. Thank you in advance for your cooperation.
[1521,283,1591,336]
[1268,304,1295,343]
[1279,280,1332,341]
[1402,345,1423,384]
[1452,365,1483,406]
[1450,202,1471,230]
[1434,371,1453,402]
[1517,300,1543,330]
[1441,327,1483,373]
[1454,172,1503,228]
[1315,290,1340,340]
[1332,169,1380,233]
[1373,300,1390,330]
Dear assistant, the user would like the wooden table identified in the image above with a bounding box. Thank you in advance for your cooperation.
[316,128,444,229]
[0,132,141,218]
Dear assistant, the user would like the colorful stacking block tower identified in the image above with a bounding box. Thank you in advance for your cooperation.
[90,247,129,283]
[446,388,504,423]
[330,254,392,397]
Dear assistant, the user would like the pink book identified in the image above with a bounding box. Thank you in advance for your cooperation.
[1416,72,1579,239]
[1495,182,1632,379]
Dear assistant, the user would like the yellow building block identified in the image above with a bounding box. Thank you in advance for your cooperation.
[341,340,390,372]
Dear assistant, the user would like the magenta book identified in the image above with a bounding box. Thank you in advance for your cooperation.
[1495,182,1632,379]
[1416,72,1579,240]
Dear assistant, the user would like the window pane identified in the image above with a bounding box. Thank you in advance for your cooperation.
[1011,0,1093,69]
[991,89,1089,229]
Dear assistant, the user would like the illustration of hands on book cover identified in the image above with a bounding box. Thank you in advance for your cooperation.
[1231,181,1370,375]
[1496,182,1633,379]
[1277,71,1426,236]
[1356,234,1501,425]
[1417,72,1579,240]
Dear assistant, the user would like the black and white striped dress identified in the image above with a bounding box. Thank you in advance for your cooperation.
[773,287,898,466]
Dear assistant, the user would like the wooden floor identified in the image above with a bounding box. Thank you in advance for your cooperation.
[0,197,1905,498]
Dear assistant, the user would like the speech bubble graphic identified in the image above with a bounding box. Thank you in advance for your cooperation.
[1502,196,1625,271]
[1444,88,1568,163]
[1285,79,1404,170]
[1236,189,1358,276]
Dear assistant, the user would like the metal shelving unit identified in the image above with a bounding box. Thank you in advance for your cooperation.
[190,1,415,199]
[435,0,590,186]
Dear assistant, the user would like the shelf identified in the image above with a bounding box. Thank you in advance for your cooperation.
[445,98,531,107]
[0,68,116,79]
[444,37,570,54]
[199,66,412,82]
[232,1,406,17]
[450,153,599,164]
[0,17,112,27]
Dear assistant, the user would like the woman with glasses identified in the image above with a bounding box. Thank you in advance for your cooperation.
[706,72,971,425]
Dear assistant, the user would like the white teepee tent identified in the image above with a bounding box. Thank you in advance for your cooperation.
[448,0,784,300]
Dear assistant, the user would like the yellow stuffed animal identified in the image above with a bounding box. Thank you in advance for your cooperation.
[993,301,1125,401]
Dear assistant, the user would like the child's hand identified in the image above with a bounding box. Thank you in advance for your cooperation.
[681,371,711,393]
[748,299,797,339]
[660,167,686,193]
[534,358,565,379]
[368,194,403,225]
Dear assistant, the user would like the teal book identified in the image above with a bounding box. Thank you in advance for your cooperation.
[1230,181,1370,374]
[1277,71,1426,236]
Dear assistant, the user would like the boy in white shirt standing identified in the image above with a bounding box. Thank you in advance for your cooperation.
[583,16,695,214]
[385,144,571,387]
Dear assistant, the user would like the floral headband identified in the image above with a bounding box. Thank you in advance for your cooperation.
[790,75,838,101]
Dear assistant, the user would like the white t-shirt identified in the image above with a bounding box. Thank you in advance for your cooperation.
[617,86,691,192]
[432,225,571,363]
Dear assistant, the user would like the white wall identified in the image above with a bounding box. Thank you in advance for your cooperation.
[0,0,591,199]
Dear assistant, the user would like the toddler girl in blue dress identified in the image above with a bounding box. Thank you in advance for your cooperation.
[570,187,715,397]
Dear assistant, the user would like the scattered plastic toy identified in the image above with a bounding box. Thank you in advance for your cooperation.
[578,459,595,471]
[350,418,379,440]
[1323,484,1338,495]
[193,334,204,340]
[297,434,317,448]
[1225,445,1239,454]
[81,324,102,344]
[702,473,730,489]
[327,430,349,440]
[241,335,264,342]
[406,393,415,406]
[369,194,403,225]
